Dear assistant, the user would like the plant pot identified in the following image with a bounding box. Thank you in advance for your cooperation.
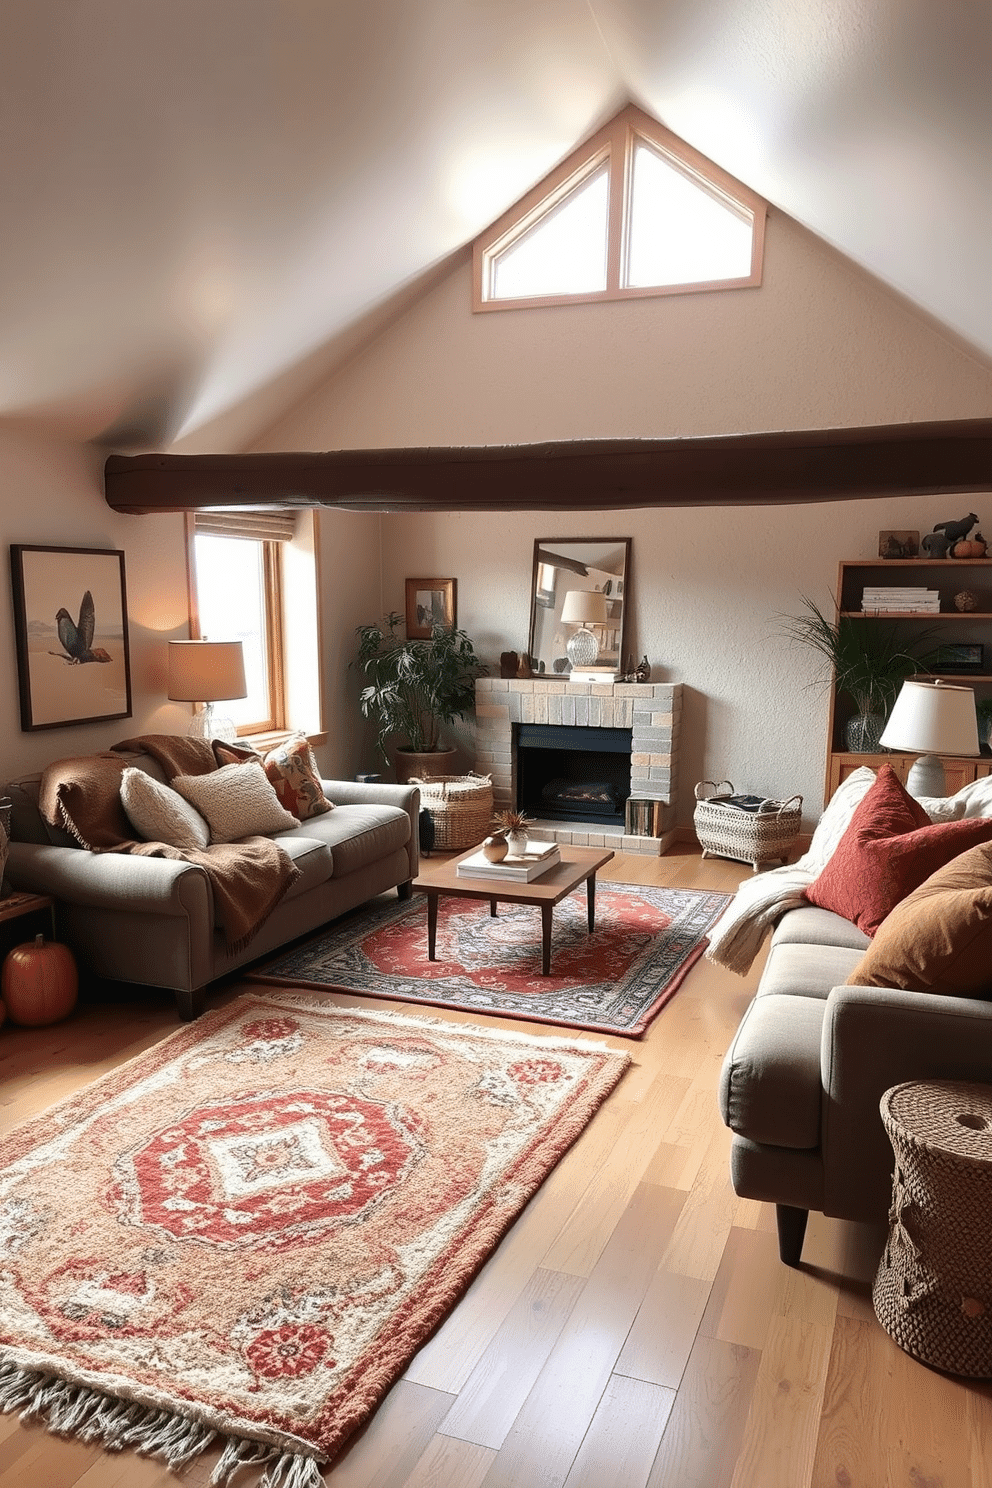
[506,829,529,855]
[845,714,885,753]
[393,748,458,784]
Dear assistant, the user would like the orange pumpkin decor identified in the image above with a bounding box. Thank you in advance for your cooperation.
[1,934,78,1026]
[953,537,988,559]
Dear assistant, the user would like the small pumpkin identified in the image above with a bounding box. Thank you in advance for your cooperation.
[953,538,986,558]
[1,934,78,1026]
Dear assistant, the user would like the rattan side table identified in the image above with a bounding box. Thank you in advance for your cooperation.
[874,1080,992,1376]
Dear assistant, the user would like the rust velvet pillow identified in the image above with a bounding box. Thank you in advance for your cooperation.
[846,842,992,997]
[805,765,992,936]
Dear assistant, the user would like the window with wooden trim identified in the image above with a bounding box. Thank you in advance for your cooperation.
[473,104,766,311]
[187,512,295,736]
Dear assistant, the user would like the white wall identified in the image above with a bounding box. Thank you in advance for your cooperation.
[258,210,992,828]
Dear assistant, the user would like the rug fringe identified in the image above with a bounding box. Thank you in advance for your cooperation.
[0,1362,323,1484]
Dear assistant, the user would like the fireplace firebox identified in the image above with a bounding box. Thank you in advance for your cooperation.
[516,723,632,826]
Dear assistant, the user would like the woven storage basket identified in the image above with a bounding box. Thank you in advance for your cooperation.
[692,780,802,872]
[874,1080,992,1377]
[409,773,494,851]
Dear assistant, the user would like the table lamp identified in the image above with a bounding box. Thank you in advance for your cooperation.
[878,678,979,796]
[560,589,609,668]
[168,640,247,742]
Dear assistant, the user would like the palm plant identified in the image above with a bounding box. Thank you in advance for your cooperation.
[354,612,487,761]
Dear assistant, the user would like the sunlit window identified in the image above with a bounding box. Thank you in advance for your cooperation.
[192,534,276,731]
[473,104,765,311]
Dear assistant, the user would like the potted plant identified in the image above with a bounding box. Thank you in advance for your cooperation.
[779,596,935,752]
[354,612,488,781]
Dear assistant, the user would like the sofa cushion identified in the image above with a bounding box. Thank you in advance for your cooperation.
[805,765,992,936]
[262,735,332,821]
[266,832,334,900]
[288,803,411,878]
[846,841,992,998]
[719,993,825,1149]
[120,767,210,851]
[771,905,871,953]
[757,940,865,1001]
[173,762,298,843]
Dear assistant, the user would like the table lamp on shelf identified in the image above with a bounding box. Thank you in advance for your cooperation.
[560,589,609,669]
[168,639,247,743]
[878,678,979,797]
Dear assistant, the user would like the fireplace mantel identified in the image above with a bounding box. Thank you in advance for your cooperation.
[474,677,682,855]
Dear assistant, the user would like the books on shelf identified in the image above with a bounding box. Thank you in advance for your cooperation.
[625,798,665,837]
[456,842,561,881]
[861,586,940,614]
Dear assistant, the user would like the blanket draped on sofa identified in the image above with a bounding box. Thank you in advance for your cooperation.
[38,736,300,953]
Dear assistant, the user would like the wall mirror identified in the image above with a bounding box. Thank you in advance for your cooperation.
[527,538,631,676]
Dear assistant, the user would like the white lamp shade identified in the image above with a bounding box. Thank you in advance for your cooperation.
[168,640,247,703]
[879,679,979,756]
[560,589,609,625]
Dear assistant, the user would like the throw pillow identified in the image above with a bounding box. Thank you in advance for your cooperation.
[805,765,992,936]
[120,767,210,851]
[172,761,298,843]
[262,735,331,820]
[846,842,992,997]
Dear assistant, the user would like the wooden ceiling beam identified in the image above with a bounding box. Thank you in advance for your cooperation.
[103,419,992,514]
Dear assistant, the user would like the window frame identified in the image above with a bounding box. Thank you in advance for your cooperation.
[473,104,766,313]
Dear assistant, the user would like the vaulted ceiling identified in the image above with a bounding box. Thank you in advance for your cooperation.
[4,1,990,454]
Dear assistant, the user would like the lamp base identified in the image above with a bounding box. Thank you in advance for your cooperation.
[566,626,599,668]
[905,754,946,798]
[187,704,237,744]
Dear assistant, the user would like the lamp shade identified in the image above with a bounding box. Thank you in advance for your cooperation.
[168,640,247,703]
[879,679,979,756]
[560,589,609,626]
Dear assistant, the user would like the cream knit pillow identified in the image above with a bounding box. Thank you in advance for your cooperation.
[172,762,298,843]
[120,767,210,851]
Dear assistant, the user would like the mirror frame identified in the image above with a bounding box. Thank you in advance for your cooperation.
[527,537,631,677]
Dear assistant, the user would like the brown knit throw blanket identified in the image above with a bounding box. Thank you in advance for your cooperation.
[39,736,301,953]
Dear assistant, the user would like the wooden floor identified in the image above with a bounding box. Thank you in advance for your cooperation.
[2,845,990,1487]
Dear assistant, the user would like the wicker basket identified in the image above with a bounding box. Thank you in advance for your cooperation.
[874,1081,992,1377]
[409,773,494,851]
[693,780,802,872]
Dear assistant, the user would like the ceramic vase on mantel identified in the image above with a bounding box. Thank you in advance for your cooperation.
[845,714,885,753]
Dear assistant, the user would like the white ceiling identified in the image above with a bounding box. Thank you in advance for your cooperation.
[3,0,989,451]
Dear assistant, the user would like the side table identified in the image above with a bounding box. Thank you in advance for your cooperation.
[874,1080,992,1376]
[0,892,56,961]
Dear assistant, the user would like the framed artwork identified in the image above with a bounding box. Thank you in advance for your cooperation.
[405,577,455,639]
[936,643,985,673]
[878,529,920,559]
[10,545,133,730]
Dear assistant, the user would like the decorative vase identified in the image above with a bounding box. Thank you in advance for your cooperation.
[506,829,529,855]
[845,713,885,753]
[482,833,508,862]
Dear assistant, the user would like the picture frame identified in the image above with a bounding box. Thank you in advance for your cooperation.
[936,642,985,674]
[10,545,132,730]
[405,577,455,639]
[878,529,920,559]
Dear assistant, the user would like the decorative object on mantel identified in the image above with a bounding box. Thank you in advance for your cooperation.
[635,655,651,683]
[0,993,629,1476]
[250,884,732,1037]
[499,650,519,678]
[954,590,979,611]
[878,529,920,559]
[354,611,486,783]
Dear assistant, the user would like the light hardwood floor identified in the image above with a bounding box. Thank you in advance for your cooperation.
[2,845,990,1487]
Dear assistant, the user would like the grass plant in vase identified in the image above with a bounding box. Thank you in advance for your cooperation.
[492,809,534,856]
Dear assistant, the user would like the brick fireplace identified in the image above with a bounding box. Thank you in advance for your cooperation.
[474,678,682,855]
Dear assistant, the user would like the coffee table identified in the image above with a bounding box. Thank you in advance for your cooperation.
[411,844,615,976]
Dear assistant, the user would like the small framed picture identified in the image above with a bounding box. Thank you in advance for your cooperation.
[878,530,920,559]
[10,545,132,730]
[405,578,455,639]
[936,642,985,673]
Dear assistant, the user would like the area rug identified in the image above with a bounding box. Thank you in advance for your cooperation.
[249,883,732,1037]
[0,994,629,1485]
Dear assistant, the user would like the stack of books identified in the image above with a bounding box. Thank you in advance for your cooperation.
[456,841,561,882]
[861,587,940,614]
[569,666,619,683]
[625,798,665,836]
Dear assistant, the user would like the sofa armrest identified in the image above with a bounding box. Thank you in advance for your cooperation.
[319,780,420,880]
[7,841,212,920]
[820,984,992,1221]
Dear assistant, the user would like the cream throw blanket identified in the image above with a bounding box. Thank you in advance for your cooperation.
[705,766,992,975]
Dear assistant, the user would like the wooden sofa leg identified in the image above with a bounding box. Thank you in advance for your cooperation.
[776,1204,809,1267]
[397,880,412,900]
[174,989,205,1022]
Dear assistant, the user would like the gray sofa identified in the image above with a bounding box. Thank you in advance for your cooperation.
[2,753,419,1020]
[719,901,992,1266]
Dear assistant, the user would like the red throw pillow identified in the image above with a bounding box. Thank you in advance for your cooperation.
[805,765,992,935]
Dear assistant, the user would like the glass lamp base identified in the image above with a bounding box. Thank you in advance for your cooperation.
[566,626,599,668]
[187,705,237,743]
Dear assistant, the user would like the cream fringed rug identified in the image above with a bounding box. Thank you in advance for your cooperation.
[0,995,630,1486]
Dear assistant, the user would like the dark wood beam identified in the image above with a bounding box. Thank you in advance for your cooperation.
[103,419,992,514]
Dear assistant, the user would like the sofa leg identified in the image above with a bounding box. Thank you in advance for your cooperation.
[397,880,412,900]
[776,1204,809,1266]
[174,989,205,1022]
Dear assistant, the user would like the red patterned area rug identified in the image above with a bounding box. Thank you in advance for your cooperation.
[250,883,732,1037]
[0,994,629,1485]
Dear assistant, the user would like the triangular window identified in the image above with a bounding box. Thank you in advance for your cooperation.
[474,105,765,311]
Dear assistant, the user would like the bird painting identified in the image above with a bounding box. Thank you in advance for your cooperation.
[53,590,111,663]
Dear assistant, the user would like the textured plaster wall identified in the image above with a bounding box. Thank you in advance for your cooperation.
[261,210,992,827]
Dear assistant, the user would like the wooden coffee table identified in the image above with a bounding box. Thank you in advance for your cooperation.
[411,844,615,976]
